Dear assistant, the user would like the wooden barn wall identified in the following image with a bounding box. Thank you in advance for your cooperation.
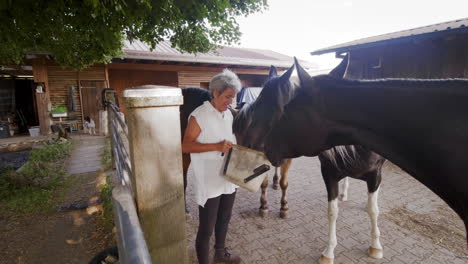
[48,64,107,128]
[108,69,178,113]
[178,71,269,88]
[178,71,218,88]
[345,34,468,80]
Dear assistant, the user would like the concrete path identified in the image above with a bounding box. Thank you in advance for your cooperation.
[67,134,105,175]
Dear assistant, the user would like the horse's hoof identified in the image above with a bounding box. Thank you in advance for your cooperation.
[279,209,288,219]
[318,255,334,264]
[272,183,279,190]
[259,208,269,217]
[368,247,383,259]
[338,194,348,202]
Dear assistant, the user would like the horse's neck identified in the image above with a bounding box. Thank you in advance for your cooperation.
[320,79,468,221]
[321,79,468,151]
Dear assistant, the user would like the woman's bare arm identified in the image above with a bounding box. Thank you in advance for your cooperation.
[182,116,232,153]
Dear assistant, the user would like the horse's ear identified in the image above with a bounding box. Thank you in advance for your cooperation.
[269,66,278,79]
[280,64,294,81]
[294,57,311,86]
[329,54,348,78]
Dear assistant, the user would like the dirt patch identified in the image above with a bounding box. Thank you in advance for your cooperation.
[0,171,115,264]
[384,206,467,256]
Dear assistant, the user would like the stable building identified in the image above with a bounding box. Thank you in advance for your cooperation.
[0,41,315,137]
[311,17,468,80]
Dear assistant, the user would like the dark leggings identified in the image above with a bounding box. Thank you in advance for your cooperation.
[195,191,236,264]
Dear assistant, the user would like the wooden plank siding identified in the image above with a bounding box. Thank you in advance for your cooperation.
[80,80,106,133]
[178,71,268,88]
[345,35,468,80]
[108,63,275,75]
[108,69,179,114]
[178,71,218,88]
[107,64,273,116]
[47,64,107,129]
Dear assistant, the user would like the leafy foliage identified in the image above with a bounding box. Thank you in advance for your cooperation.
[0,0,267,69]
[51,105,68,114]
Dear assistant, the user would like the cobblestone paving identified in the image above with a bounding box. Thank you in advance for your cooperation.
[185,156,467,264]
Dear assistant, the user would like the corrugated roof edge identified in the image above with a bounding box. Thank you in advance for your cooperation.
[122,40,317,69]
[122,50,294,68]
[311,17,468,56]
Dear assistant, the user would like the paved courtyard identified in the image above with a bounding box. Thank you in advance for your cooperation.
[185,156,467,264]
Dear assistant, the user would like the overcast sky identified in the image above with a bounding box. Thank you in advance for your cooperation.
[235,0,468,70]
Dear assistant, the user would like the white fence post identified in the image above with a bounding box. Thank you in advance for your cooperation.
[123,86,187,264]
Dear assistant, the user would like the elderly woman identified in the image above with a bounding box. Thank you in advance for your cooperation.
[182,69,242,264]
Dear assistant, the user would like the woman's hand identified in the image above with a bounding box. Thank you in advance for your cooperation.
[218,140,233,153]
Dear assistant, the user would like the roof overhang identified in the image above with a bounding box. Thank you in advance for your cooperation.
[311,18,468,56]
[122,50,296,68]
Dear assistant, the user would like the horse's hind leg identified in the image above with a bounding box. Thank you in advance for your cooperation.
[338,177,349,201]
[272,167,280,190]
[366,171,383,259]
[259,177,269,217]
[279,158,292,219]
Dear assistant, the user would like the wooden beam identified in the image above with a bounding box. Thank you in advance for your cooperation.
[108,62,272,75]
[32,56,52,135]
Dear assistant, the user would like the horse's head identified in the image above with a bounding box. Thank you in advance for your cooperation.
[233,64,296,151]
[265,59,331,166]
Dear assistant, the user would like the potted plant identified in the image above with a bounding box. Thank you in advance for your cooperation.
[51,105,68,117]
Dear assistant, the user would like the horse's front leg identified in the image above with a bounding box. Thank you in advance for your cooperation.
[259,176,269,217]
[338,177,349,201]
[319,166,340,264]
[320,197,339,264]
[367,186,383,259]
[279,158,292,219]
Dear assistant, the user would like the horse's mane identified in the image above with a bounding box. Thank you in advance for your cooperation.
[233,102,254,134]
[313,75,468,95]
[233,75,298,135]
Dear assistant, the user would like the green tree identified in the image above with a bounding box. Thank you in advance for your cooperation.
[0,0,266,69]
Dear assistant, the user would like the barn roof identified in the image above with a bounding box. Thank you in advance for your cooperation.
[311,17,468,56]
[121,40,316,69]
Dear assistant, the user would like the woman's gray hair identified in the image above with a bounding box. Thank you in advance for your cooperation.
[209,69,242,96]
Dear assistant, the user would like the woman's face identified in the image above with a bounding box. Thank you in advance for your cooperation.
[213,88,237,112]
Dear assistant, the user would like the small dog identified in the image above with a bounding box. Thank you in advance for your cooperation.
[84,116,96,135]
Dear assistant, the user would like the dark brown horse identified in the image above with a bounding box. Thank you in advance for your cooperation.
[265,60,468,252]
[233,63,386,264]
[179,87,293,217]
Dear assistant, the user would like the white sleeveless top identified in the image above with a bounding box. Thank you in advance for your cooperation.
[189,101,237,207]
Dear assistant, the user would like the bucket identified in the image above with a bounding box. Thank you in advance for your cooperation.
[221,145,271,192]
[28,126,40,137]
